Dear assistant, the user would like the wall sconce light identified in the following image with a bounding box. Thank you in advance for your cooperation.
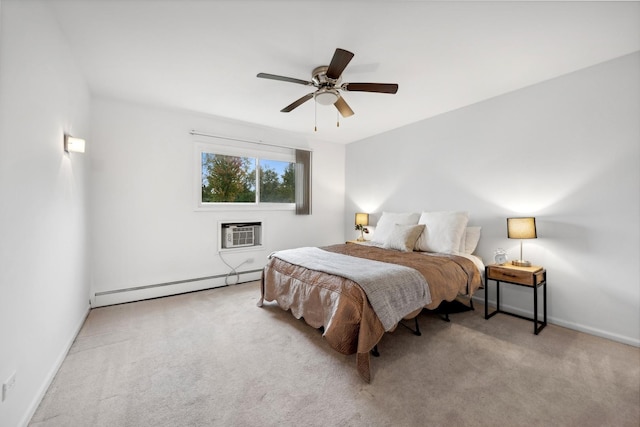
[507,217,537,267]
[355,212,369,242]
[64,134,85,153]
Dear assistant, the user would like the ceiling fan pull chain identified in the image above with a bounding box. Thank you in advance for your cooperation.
[314,97,317,132]
[337,110,340,128]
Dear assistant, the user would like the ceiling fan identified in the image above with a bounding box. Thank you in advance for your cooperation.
[257,48,398,118]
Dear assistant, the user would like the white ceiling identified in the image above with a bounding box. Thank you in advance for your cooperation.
[47,0,640,144]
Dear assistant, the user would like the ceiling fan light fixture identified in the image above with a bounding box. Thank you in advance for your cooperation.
[314,89,339,105]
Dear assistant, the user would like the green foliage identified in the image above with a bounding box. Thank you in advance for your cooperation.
[201,153,295,204]
[355,224,369,233]
[201,153,255,203]
[281,163,295,199]
[260,162,295,203]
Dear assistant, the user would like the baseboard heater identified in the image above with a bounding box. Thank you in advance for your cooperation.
[93,268,263,307]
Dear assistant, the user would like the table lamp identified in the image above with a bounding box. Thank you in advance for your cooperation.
[507,217,537,267]
[355,213,369,242]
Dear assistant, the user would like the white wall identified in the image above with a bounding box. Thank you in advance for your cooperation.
[89,97,345,305]
[345,52,640,346]
[0,1,91,426]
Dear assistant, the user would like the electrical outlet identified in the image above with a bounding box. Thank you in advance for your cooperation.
[2,371,16,402]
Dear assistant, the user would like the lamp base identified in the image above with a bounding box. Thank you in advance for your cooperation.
[511,259,531,267]
[356,237,365,242]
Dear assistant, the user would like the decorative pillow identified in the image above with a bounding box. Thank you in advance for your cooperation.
[371,212,420,244]
[383,224,425,252]
[414,211,469,254]
[462,226,481,254]
[459,228,467,254]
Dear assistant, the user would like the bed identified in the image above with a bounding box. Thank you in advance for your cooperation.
[258,211,484,382]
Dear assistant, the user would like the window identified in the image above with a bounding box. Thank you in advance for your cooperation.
[195,138,310,213]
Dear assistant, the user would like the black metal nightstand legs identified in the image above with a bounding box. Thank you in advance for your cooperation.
[484,280,500,320]
[534,283,537,334]
[530,280,548,334]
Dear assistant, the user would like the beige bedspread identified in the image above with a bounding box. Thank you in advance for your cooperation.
[259,243,482,382]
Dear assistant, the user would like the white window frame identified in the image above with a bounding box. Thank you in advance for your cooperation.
[195,139,296,211]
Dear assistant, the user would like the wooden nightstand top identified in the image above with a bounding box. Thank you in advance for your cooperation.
[488,263,544,274]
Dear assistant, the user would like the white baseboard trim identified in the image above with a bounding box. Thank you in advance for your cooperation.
[21,305,91,427]
[92,270,262,307]
[472,296,640,348]
[544,317,640,348]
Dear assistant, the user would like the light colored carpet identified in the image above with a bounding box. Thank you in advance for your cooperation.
[30,281,639,427]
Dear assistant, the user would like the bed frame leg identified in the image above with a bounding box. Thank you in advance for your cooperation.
[371,345,380,357]
[399,317,422,336]
[412,317,422,336]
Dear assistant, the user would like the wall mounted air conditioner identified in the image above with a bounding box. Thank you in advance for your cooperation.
[220,222,262,250]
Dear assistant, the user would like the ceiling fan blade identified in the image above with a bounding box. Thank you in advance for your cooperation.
[281,93,314,113]
[326,48,354,80]
[334,96,354,118]
[343,83,399,94]
[257,73,312,86]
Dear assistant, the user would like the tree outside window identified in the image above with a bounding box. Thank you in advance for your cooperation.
[259,160,295,203]
[201,153,294,204]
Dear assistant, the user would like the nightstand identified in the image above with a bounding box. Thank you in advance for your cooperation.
[484,263,547,334]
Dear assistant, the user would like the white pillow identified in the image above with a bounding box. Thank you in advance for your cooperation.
[383,224,425,252]
[414,211,469,254]
[371,212,420,244]
[459,228,467,254]
[462,226,481,254]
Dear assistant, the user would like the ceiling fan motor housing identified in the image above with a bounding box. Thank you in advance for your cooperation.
[312,66,341,105]
[312,66,341,86]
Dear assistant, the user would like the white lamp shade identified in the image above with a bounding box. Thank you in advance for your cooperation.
[355,213,369,226]
[507,217,537,239]
[315,89,339,105]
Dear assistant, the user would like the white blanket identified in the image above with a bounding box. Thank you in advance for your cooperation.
[270,247,431,331]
